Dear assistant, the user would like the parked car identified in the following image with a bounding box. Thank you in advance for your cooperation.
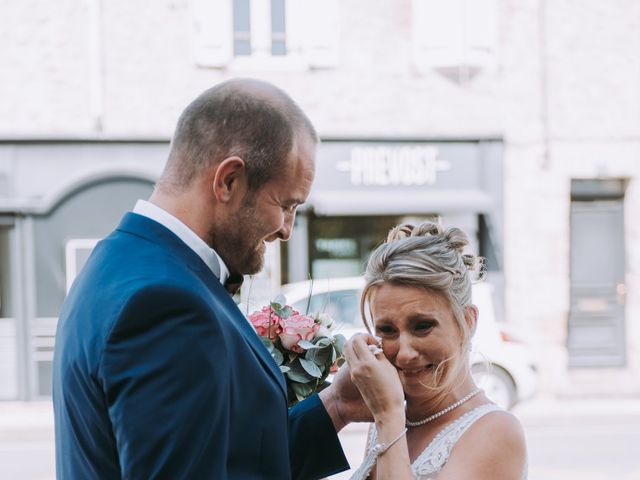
[280,277,538,410]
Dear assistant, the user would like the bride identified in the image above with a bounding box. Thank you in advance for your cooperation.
[344,222,527,480]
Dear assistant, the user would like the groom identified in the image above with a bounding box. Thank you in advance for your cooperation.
[52,79,366,479]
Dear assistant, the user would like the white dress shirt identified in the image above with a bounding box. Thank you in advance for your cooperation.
[132,199,230,285]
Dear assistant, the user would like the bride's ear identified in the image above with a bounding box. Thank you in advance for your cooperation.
[464,305,479,337]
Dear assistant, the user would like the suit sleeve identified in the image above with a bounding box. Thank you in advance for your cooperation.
[99,284,229,479]
[289,394,350,480]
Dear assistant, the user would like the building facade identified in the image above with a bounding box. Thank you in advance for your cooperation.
[1,0,639,398]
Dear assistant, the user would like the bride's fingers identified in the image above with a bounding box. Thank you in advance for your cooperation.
[350,333,384,360]
[343,335,361,363]
[345,332,373,362]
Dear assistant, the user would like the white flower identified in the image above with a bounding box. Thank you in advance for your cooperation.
[313,312,334,329]
[315,326,333,338]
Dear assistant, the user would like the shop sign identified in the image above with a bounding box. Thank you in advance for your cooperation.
[336,146,451,187]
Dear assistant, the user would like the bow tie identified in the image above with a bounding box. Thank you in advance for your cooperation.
[224,273,244,296]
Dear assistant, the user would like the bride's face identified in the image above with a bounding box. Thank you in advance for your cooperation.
[370,283,465,399]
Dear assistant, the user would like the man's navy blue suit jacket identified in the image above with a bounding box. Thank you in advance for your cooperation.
[52,212,349,479]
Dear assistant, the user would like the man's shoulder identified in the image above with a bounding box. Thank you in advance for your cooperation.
[84,226,194,283]
[58,226,207,340]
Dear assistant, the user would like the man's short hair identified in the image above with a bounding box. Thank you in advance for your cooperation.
[162,79,317,192]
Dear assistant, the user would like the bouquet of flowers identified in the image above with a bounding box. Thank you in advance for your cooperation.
[248,298,346,406]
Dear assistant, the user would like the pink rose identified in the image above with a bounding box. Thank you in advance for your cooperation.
[248,307,282,340]
[279,314,320,352]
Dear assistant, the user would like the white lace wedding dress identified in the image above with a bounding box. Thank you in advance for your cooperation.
[349,403,528,480]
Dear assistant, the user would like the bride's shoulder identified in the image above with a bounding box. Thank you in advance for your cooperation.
[458,407,525,461]
[466,407,525,447]
[442,407,527,478]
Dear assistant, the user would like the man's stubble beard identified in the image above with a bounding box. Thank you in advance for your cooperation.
[208,197,266,276]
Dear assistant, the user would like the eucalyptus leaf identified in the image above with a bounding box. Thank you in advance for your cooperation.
[299,357,323,378]
[286,360,312,383]
[315,337,333,347]
[286,369,312,383]
[324,355,335,373]
[270,301,282,311]
[306,345,331,366]
[291,382,313,401]
[297,339,320,350]
[272,294,287,307]
[271,348,284,366]
[333,333,347,353]
[279,365,291,373]
[260,337,275,352]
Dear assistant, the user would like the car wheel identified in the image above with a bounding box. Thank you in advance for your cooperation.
[471,363,517,410]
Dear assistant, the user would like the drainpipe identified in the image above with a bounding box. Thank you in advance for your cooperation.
[88,0,104,132]
[14,217,35,400]
[538,0,550,169]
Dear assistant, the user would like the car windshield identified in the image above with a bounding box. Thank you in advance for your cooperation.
[291,289,362,330]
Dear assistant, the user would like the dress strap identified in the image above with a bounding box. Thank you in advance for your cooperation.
[413,403,502,476]
[350,404,504,480]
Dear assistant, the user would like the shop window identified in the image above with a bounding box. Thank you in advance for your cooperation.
[308,215,408,280]
[478,214,500,271]
[290,290,361,328]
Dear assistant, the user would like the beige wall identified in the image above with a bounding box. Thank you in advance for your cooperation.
[2,0,640,395]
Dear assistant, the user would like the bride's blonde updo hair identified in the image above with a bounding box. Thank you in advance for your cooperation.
[361,221,485,398]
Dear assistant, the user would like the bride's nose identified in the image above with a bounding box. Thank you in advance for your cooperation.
[395,333,420,366]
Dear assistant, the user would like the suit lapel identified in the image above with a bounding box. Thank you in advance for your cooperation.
[196,268,288,399]
[116,213,287,400]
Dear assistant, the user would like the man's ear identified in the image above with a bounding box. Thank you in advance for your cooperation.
[464,304,479,336]
[212,156,247,203]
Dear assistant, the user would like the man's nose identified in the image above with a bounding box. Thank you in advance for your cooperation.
[277,211,295,241]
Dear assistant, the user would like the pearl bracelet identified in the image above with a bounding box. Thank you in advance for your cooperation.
[370,427,408,456]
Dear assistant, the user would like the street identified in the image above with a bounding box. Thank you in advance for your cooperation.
[0,402,54,480]
[334,396,640,480]
[1,396,639,479]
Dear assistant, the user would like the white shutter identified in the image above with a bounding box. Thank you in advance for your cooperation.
[250,0,271,57]
[412,0,463,70]
[285,0,306,58]
[191,0,233,67]
[465,0,497,69]
[412,0,496,72]
[303,0,340,68]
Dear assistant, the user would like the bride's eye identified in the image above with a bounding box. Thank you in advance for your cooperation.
[375,325,396,335]
[414,321,436,333]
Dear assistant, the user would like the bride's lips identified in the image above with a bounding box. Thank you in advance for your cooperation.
[397,364,435,377]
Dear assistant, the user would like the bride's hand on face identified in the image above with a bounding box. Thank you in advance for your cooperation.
[344,333,406,423]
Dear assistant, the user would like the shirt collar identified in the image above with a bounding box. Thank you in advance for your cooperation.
[132,199,230,284]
